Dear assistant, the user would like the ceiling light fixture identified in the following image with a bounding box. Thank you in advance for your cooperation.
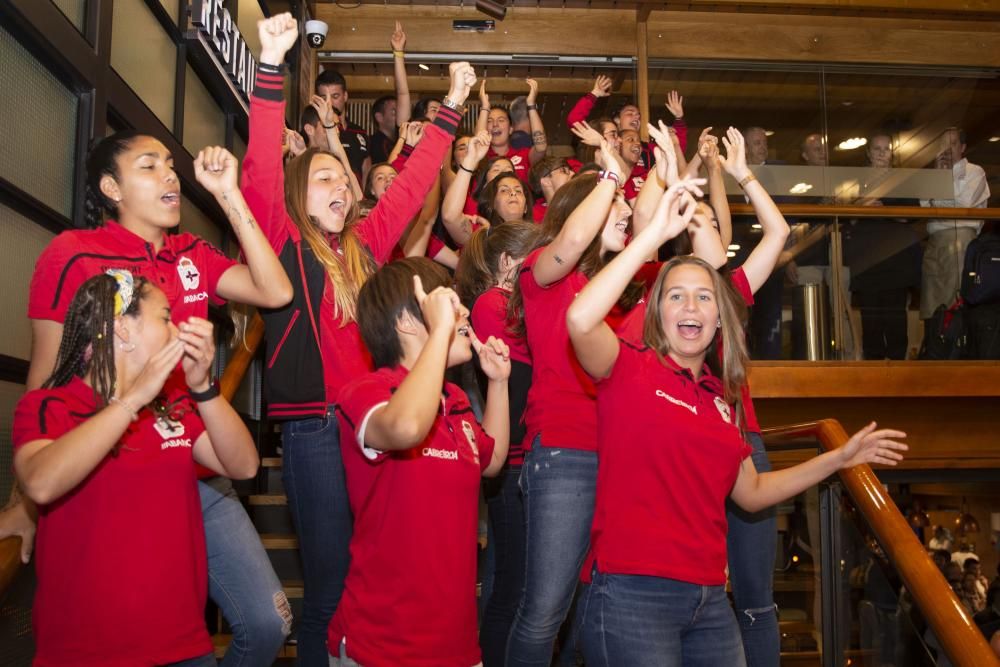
[836,137,867,151]
[764,130,774,137]
[418,63,430,71]
[790,182,814,194]
[989,136,1000,143]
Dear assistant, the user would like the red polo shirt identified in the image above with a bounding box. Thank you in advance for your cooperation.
[331,366,494,667]
[624,164,649,202]
[28,220,236,325]
[519,247,597,452]
[590,342,751,586]
[13,377,211,666]
[487,145,532,183]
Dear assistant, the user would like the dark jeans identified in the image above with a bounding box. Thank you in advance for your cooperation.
[856,288,909,360]
[726,432,779,667]
[281,409,353,666]
[750,269,785,360]
[578,571,747,667]
[480,464,527,667]
[506,442,598,666]
[167,653,219,667]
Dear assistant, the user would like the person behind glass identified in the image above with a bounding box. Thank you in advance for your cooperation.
[564,181,908,666]
[18,132,293,664]
[477,79,548,183]
[241,14,474,664]
[920,127,991,322]
[455,222,540,667]
[503,142,636,666]
[13,272,261,666]
[528,156,575,222]
[329,259,511,666]
[314,69,370,182]
[844,132,922,359]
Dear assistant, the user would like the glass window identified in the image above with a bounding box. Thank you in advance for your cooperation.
[0,24,79,217]
[183,63,226,156]
[0,380,26,502]
[180,195,223,248]
[110,0,177,132]
[237,0,264,66]
[0,203,57,361]
[52,0,86,32]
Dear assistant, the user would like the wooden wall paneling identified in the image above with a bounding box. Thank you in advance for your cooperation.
[636,13,650,142]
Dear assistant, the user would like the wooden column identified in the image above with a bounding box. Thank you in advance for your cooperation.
[636,10,650,142]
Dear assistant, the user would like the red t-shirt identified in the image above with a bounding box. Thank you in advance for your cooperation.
[589,343,751,586]
[28,220,236,324]
[12,377,211,666]
[624,164,650,202]
[519,247,597,452]
[487,145,532,183]
[616,265,761,434]
[531,198,548,223]
[331,366,494,667]
[472,287,531,366]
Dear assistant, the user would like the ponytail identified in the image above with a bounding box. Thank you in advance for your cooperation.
[83,130,144,228]
[455,222,538,309]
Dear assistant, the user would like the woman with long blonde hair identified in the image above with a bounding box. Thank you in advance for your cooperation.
[240,14,476,663]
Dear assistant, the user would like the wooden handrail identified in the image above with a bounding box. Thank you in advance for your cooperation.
[729,203,1000,220]
[0,536,21,600]
[220,313,265,402]
[762,419,1000,667]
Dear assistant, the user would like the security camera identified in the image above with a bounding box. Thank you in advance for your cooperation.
[305,20,328,49]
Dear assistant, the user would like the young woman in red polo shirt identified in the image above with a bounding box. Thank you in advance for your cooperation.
[242,15,475,662]
[12,272,260,666]
[565,182,907,666]
[14,135,293,663]
[477,80,547,183]
[330,258,511,666]
[503,143,636,666]
[455,222,539,667]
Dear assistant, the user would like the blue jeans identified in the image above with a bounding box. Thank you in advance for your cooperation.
[281,410,353,666]
[725,431,779,667]
[505,443,597,667]
[579,571,748,667]
[200,476,290,667]
[480,464,527,667]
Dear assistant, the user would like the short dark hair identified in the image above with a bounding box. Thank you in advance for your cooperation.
[357,258,453,369]
[945,126,967,146]
[371,95,395,123]
[300,105,320,137]
[412,97,442,120]
[529,156,569,193]
[315,69,347,93]
[611,102,639,120]
[964,557,980,569]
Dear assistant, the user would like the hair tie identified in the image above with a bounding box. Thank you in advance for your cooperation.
[106,269,135,316]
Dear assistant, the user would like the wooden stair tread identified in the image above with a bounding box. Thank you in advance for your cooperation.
[213,633,297,658]
[249,494,287,506]
[260,533,298,549]
[262,456,282,468]
[283,579,303,597]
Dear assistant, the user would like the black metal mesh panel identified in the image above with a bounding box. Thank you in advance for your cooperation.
[0,25,78,217]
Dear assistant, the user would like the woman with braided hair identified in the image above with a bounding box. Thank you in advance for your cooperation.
[12,272,260,666]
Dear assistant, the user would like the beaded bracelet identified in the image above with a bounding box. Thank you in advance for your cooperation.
[738,173,757,189]
[110,396,139,421]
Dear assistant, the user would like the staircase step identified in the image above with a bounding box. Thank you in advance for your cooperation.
[283,579,304,598]
[213,633,297,659]
[262,456,282,468]
[260,533,298,549]
[249,494,287,506]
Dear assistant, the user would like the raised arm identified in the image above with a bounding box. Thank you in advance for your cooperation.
[533,141,621,287]
[718,127,790,293]
[730,423,906,513]
[471,332,511,477]
[179,318,259,480]
[567,75,608,127]
[441,130,490,246]
[196,146,293,308]
[363,279,459,451]
[391,21,411,126]
[567,180,701,378]
[696,128,733,250]
[476,80,490,135]
[526,79,547,164]
[311,94,365,202]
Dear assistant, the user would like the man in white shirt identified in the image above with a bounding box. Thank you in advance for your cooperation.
[921,127,991,320]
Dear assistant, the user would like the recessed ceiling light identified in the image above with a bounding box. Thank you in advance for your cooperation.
[751,223,762,230]
[790,182,814,194]
[764,130,774,137]
[418,63,430,71]
[841,101,853,107]
[836,137,867,151]
[989,136,1000,143]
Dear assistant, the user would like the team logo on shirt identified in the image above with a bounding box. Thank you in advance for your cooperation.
[154,416,193,449]
[357,134,367,149]
[177,257,201,291]
[461,420,480,464]
[510,155,523,167]
[655,389,697,415]
[714,396,732,424]
[631,175,646,190]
